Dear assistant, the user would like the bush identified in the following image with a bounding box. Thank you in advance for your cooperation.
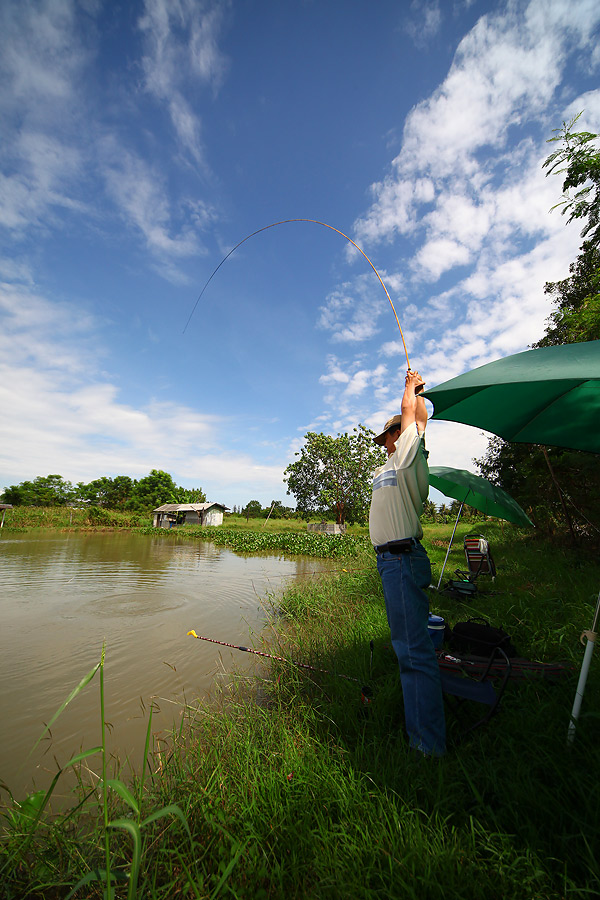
[86,506,117,526]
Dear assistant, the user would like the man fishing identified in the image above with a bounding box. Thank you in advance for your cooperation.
[370,369,446,757]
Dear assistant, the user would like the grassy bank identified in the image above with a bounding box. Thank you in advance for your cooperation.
[0,505,151,530]
[2,523,600,898]
[0,507,366,537]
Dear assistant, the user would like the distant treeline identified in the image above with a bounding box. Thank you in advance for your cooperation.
[0,477,477,525]
[0,470,206,514]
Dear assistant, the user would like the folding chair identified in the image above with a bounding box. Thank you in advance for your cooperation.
[455,533,496,584]
[438,646,511,734]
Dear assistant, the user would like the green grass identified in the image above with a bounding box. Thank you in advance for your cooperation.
[2,522,599,898]
[1,505,151,530]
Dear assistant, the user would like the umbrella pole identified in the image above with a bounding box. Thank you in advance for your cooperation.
[436,502,464,590]
[541,447,577,544]
[567,587,600,744]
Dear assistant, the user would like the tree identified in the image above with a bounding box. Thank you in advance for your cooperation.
[422,499,438,522]
[284,425,386,525]
[78,476,114,506]
[533,242,600,348]
[266,500,292,519]
[132,470,178,512]
[1,474,74,506]
[175,486,207,503]
[243,500,263,521]
[475,119,600,538]
[107,475,136,509]
[543,113,600,249]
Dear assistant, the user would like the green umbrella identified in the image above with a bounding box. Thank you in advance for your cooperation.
[422,340,600,455]
[429,466,533,588]
[423,340,600,742]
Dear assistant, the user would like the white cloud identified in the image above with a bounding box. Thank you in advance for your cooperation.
[0,281,289,505]
[0,2,91,233]
[0,0,85,113]
[138,0,230,165]
[318,275,388,343]
[101,144,201,261]
[425,419,490,472]
[403,0,443,48]
[0,1,222,277]
[313,2,600,478]
[413,238,472,282]
[354,0,600,248]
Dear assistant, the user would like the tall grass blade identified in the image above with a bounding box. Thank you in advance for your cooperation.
[138,702,154,820]
[141,803,192,844]
[109,819,142,900]
[64,868,125,900]
[29,661,100,756]
[106,779,140,816]
[99,642,112,899]
[65,746,103,767]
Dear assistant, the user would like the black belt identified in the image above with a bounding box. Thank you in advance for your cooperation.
[375,539,414,555]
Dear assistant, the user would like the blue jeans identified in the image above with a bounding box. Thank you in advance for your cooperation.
[376,541,446,755]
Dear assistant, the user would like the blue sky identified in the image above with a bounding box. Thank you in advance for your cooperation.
[1,0,599,509]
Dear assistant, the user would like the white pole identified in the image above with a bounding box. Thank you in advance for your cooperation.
[436,502,464,590]
[568,587,600,744]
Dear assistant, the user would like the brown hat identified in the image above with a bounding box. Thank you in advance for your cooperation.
[374,414,402,446]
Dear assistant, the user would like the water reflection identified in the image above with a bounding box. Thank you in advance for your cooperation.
[0,532,331,801]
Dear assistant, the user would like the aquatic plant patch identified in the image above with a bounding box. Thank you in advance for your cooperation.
[142,525,371,559]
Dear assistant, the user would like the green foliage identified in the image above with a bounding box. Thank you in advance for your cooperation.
[78,474,137,509]
[86,505,118,526]
[1,474,74,506]
[476,118,600,536]
[1,504,148,530]
[2,469,207,515]
[145,525,370,558]
[243,499,264,520]
[3,524,599,898]
[475,438,600,536]
[543,113,600,248]
[284,425,386,525]
[1,647,191,900]
[266,499,294,519]
[132,469,178,511]
[534,241,600,348]
[174,485,207,503]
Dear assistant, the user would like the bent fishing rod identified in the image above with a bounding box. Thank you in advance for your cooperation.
[183,218,411,369]
[187,629,361,683]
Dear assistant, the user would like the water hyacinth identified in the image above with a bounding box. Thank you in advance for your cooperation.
[142,525,370,559]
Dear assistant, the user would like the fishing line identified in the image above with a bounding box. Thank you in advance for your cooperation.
[183,218,411,369]
[187,629,361,683]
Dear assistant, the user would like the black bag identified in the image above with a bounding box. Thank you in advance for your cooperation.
[442,578,478,599]
[449,617,518,658]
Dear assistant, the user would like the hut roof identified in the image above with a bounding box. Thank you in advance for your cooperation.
[153,502,228,513]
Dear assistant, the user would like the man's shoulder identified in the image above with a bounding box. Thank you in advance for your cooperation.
[393,425,422,465]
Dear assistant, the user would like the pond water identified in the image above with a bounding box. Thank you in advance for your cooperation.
[0,531,329,801]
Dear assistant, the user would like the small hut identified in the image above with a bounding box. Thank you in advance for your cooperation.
[152,502,228,528]
[0,503,13,528]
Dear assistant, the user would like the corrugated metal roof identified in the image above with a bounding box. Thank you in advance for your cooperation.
[153,502,228,512]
